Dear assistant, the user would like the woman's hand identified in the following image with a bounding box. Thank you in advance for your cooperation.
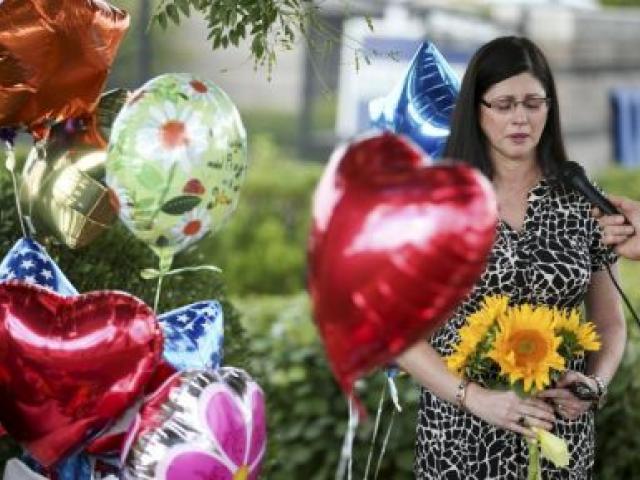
[465,383,556,437]
[536,371,596,421]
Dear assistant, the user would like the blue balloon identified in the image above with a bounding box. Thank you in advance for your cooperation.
[369,41,460,160]
[20,453,92,480]
[56,455,94,480]
[0,237,78,296]
[159,300,224,371]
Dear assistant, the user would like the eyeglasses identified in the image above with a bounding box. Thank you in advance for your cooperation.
[480,96,550,114]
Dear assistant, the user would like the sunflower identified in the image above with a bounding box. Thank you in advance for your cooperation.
[487,304,565,393]
[554,308,601,352]
[446,295,509,375]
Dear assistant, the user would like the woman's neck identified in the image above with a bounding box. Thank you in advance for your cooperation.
[492,156,542,193]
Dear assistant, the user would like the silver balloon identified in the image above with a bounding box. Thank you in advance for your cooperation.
[3,459,48,480]
[123,368,266,480]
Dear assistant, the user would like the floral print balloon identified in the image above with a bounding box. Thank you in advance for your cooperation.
[105,74,248,266]
[122,368,266,480]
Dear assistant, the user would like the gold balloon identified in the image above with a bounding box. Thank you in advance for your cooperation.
[19,137,117,249]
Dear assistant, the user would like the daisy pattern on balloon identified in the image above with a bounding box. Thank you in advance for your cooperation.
[170,206,211,249]
[135,102,209,172]
[161,381,266,480]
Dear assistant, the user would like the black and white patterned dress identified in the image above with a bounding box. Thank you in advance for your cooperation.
[415,179,617,479]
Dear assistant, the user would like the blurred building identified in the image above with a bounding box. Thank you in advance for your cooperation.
[155,1,640,172]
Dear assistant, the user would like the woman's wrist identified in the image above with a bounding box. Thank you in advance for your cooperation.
[458,380,484,413]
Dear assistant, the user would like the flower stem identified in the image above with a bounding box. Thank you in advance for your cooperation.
[527,437,542,480]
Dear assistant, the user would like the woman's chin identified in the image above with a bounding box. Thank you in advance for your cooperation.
[501,145,536,162]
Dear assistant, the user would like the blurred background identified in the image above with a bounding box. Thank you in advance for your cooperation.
[2,0,640,478]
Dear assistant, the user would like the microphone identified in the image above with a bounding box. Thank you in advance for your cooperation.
[557,161,620,215]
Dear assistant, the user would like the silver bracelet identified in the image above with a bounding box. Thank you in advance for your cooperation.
[455,378,470,410]
[588,374,608,410]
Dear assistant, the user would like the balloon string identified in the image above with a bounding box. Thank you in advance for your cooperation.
[140,265,222,280]
[336,396,359,480]
[3,141,27,237]
[153,273,164,314]
[142,264,221,314]
[373,409,396,480]
[363,383,386,480]
[387,376,402,413]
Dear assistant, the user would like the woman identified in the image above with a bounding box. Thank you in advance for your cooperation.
[397,36,627,479]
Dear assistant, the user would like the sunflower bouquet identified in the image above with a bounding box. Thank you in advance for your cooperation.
[446,295,601,479]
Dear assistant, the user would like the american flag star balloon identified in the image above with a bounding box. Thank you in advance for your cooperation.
[159,300,224,371]
[0,237,77,296]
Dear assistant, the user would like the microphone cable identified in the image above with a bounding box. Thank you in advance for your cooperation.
[605,262,640,329]
[554,161,640,329]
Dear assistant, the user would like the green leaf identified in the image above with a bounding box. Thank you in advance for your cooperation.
[284,24,294,41]
[161,195,202,215]
[166,4,180,25]
[251,36,264,59]
[230,30,239,46]
[236,23,246,39]
[365,15,374,32]
[176,0,190,16]
[156,12,168,30]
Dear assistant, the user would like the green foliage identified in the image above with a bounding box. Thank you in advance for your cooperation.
[600,0,640,6]
[593,166,640,477]
[242,110,300,152]
[594,321,640,478]
[183,134,324,295]
[237,293,419,479]
[595,166,640,200]
[152,0,317,76]
[105,0,160,89]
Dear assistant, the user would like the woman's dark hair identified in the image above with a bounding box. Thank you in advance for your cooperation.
[444,36,568,179]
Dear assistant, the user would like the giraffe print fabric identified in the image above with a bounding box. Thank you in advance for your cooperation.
[415,179,617,479]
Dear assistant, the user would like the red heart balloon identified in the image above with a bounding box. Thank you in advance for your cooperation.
[84,359,177,457]
[0,282,163,467]
[308,132,497,398]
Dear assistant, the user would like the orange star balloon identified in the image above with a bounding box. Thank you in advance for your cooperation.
[0,0,129,140]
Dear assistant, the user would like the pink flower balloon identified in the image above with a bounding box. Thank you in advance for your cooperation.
[123,368,266,480]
